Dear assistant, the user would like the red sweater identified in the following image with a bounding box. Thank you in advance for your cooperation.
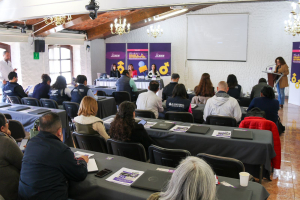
[239,117,281,169]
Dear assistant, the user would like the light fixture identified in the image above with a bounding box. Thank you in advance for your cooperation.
[110,16,130,35]
[284,1,300,36]
[44,15,72,26]
[154,8,188,21]
[147,25,163,38]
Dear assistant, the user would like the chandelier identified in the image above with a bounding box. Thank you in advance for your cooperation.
[147,25,163,38]
[44,15,72,26]
[284,2,300,36]
[110,16,130,35]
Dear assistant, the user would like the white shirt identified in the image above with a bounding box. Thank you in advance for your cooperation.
[136,90,164,118]
[0,60,13,82]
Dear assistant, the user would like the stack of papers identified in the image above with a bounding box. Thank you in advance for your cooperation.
[87,159,98,172]
[104,118,114,124]
[212,130,231,138]
[106,167,144,186]
[74,151,94,158]
[170,125,191,132]
[144,122,157,129]
[191,104,197,108]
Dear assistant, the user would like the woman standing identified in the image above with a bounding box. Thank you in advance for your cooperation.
[148,64,160,78]
[274,57,289,108]
[110,63,120,78]
[128,64,138,78]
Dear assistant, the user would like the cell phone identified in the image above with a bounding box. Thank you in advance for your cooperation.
[138,119,147,125]
[95,168,112,178]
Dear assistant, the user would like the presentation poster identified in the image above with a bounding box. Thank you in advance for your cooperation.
[106,43,126,75]
[150,43,171,76]
[127,43,149,76]
[288,42,300,106]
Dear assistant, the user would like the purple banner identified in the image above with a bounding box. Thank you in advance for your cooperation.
[291,42,300,86]
[150,43,171,76]
[106,43,126,75]
[127,43,148,76]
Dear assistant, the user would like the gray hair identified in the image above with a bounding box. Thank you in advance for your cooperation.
[160,156,216,200]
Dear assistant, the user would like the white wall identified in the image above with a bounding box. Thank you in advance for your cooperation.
[105,1,297,95]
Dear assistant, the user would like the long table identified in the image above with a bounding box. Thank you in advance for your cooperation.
[96,78,165,90]
[96,97,117,119]
[69,148,270,200]
[91,86,148,97]
[103,116,276,183]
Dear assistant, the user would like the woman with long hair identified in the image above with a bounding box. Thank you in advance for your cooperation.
[48,76,71,106]
[32,74,51,99]
[110,63,120,78]
[128,64,138,78]
[166,84,192,113]
[227,74,243,99]
[148,64,161,78]
[194,73,214,97]
[274,57,289,108]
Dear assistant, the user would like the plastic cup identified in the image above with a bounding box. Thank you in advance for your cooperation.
[239,172,250,187]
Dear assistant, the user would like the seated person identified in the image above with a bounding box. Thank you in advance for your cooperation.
[74,96,110,140]
[110,63,120,78]
[194,73,214,97]
[32,74,51,100]
[166,84,192,114]
[136,81,164,119]
[0,114,23,200]
[18,113,88,199]
[3,72,28,101]
[49,76,71,106]
[227,74,243,99]
[148,64,161,78]
[162,73,188,101]
[109,101,155,157]
[248,86,279,124]
[204,81,242,122]
[115,70,138,99]
[128,64,138,78]
[250,78,268,100]
[147,157,216,200]
[71,75,96,104]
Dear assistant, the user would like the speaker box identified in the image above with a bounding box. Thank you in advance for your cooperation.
[34,40,45,52]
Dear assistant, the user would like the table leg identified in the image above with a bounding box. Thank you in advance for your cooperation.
[259,164,263,184]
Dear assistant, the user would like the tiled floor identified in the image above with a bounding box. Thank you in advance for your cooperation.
[261,99,300,200]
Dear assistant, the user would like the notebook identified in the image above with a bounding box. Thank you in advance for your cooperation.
[231,129,253,140]
[28,109,51,115]
[186,125,210,134]
[216,185,252,200]
[150,122,175,130]
[0,104,11,108]
[8,106,30,111]
[131,170,172,192]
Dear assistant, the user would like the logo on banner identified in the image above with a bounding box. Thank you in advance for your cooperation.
[159,62,170,75]
[106,52,126,59]
[292,73,300,89]
[150,51,171,60]
[128,52,147,60]
[293,54,300,63]
[117,61,125,74]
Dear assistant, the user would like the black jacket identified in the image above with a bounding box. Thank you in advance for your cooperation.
[110,70,120,78]
[18,131,87,200]
[162,82,188,101]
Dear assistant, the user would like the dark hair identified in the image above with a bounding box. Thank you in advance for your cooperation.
[227,74,238,88]
[51,76,67,90]
[151,64,157,74]
[172,84,187,99]
[128,64,134,70]
[275,57,286,65]
[195,73,214,97]
[112,64,117,70]
[0,113,6,128]
[261,86,275,99]
[41,74,51,83]
[122,70,129,76]
[171,73,180,79]
[259,78,267,83]
[109,101,136,141]
[149,81,159,92]
[8,72,17,80]
[76,75,87,84]
[39,112,62,134]
[3,51,8,56]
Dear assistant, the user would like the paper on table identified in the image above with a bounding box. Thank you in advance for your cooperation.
[170,125,190,132]
[212,130,231,138]
[104,118,114,124]
[191,104,197,108]
[87,158,98,172]
[106,167,144,186]
[19,109,35,113]
[74,151,94,158]
[144,122,157,129]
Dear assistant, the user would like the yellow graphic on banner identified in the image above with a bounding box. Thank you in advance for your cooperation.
[117,61,125,74]
[159,62,170,75]
[129,53,146,59]
[292,73,297,83]
[292,73,300,89]
[296,80,300,89]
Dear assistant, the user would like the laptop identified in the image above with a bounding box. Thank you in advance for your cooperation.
[28,109,51,115]
[150,122,175,130]
[217,185,252,200]
[231,129,253,140]
[131,170,172,192]
[8,106,30,111]
[0,104,11,108]
[186,125,210,134]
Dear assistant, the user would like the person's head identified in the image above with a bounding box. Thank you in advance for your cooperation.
[160,156,216,200]
[78,96,98,116]
[8,72,18,82]
[227,74,238,88]
[39,112,63,141]
[259,78,267,84]
[171,73,180,82]
[3,51,10,61]
[128,64,134,71]
[275,57,286,66]
[151,64,157,72]
[148,81,159,93]
[109,101,136,141]
[52,76,67,90]
[76,75,87,86]
[217,81,229,93]
[261,86,275,99]
[122,70,130,77]
[195,73,214,97]
[112,64,117,71]
[0,114,9,134]
[41,74,51,85]
[172,84,187,99]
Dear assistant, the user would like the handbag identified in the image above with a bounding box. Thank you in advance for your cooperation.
[29,119,40,138]
[246,107,266,118]
[277,117,285,135]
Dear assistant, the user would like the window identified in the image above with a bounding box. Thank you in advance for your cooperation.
[49,45,73,84]
[0,42,11,61]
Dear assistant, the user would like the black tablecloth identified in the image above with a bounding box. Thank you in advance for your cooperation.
[69,148,270,200]
[91,87,147,97]
[96,78,165,90]
[96,97,117,119]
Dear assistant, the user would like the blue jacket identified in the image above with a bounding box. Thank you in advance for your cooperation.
[166,96,190,112]
[32,82,50,100]
[49,88,70,105]
[18,131,87,200]
[71,85,89,104]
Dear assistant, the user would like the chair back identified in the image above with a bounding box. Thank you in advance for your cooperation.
[8,120,26,141]
[135,110,156,119]
[72,132,107,153]
[40,98,59,109]
[63,101,80,119]
[107,139,147,162]
[7,96,21,104]
[112,91,131,105]
[197,153,245,179]
[165,111,194,123]
[206,115,237,127]
[3,113,12,119]
[149,145,191,168]
[97,90,107,96]
[21,97,40,107]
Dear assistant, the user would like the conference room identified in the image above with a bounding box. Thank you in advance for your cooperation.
[0,0,300,200]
